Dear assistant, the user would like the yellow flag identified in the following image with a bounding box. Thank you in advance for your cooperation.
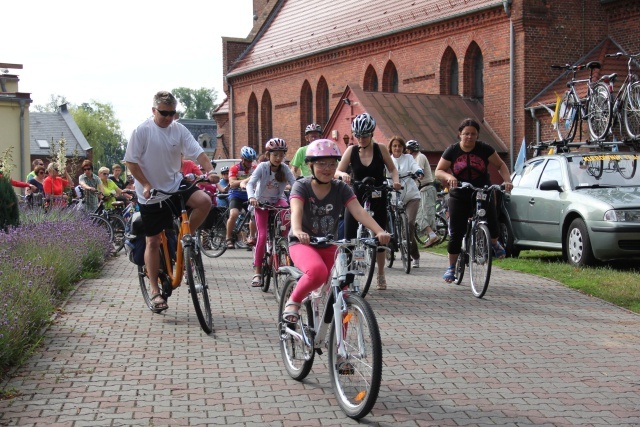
[551,92,561,129]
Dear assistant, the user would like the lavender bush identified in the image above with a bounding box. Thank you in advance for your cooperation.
[0,207,111,376]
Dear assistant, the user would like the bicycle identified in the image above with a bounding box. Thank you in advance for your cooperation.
[256,203,292,302]
[452,183,504,298]
[384,177,411,274]
[137,178,213,333]
[349,177,385,297]
[594,51,640,141]
[552,61,609,142]
[92,196,127,253]
[198,195,252,258]
[277,236,383,420]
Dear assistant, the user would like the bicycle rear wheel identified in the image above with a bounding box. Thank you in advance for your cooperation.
[184,245,213,333]
[108,214,126,253]
[435,213,449,243]
[278,276,314,380]
[453,244,467,285]
[260,250,272,293]
[398,211,411,274]
[328,293,382,420]
[272,238,292,304]
[138,247,171,313]
[557,91,579,142]
[469,224,492,298]
[623,81,640,139]
[587,82,612,141]
[199,210,228,258]
[414,222,428,246]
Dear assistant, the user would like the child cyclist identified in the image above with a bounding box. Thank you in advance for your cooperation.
[282,139,391,324]
[247,138,297,287]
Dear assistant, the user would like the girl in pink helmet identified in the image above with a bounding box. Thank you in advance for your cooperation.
[247,138,297,287]
[281,139,390,324]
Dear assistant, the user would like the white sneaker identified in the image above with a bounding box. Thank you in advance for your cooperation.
[425,235,440,247]
[412,259,419,268]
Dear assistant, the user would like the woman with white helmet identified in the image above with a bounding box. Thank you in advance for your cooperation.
[246,138,297,287]
[281,139,390,324]
[335,113,401,290]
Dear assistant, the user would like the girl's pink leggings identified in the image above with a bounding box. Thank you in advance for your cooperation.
[253,199,289,267]
[289,244,337,303]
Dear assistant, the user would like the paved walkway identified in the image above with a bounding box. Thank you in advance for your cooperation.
[1,248,639,426]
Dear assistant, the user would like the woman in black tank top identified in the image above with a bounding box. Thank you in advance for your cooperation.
[336,115,401,290]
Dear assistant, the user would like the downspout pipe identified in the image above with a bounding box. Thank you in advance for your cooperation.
[529,107,541,146]
[504,0,514,170]
[19,99,26,180]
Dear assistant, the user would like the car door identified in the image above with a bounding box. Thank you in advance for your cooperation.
[505,158,546,240]
[527,158,565,245]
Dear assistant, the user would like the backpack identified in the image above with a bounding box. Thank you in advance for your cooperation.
[125,212,177,266]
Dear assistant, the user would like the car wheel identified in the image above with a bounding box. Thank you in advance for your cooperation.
[499,218,519,258]
[566,218,595,267]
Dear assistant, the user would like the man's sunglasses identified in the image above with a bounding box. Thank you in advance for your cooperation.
[156,109,177,117]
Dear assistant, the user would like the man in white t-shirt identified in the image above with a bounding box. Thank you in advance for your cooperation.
[124,90,218,312]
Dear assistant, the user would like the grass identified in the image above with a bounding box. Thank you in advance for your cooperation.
[425,244,640,314]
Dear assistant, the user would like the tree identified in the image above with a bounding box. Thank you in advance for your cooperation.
[33,94,69,112]
[172,87,218,120]
[71,101,126,169]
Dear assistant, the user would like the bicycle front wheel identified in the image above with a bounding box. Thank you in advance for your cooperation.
[623,81,640,139]
[398,212,411,274]
[199,211,228,258]
[557,91,579,142]
[469,223,492,298]
[587,82,612,141]
[328,294,382,420]
[184,245,213,333]
[272,238,292,304]
[278,276,314,380]
[108,214,126,253]
[435,213,449,243]
[453,244,466,285]
[353,226,376,298]
[260,250,272,293]
[88,214,113,244]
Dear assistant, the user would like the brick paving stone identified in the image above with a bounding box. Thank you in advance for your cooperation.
[1,249,639,426]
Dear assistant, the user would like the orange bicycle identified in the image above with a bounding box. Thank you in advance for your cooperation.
[137,178,213,333]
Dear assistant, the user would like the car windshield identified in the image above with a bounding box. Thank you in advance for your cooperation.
[568,153,640,188]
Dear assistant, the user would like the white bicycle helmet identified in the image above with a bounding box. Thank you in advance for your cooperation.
[220,166,230,173]
[304,123,323,135]
[240,146,257,160]
[351,113,376,137]
[406,140,420,152]
[265,137,288,152]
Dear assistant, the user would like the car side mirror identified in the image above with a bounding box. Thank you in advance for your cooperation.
[539,180,563,192]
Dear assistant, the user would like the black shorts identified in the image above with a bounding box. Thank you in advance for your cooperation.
[229,197,249,211]
[138,180,199,237]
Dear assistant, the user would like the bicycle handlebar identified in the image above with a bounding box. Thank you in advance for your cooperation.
[457,182,505,192]
[150,176,207,198]
[309,235,389,250]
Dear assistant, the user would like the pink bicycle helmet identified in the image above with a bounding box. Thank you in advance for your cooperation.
[264,137,288,152]
[305,139,342,162]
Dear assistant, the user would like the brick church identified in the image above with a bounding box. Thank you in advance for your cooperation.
[215,0,639,170]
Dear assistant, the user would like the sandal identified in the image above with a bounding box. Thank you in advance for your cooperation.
[282,301,301,324]
[226,238,235,249]
[376,274,387,290]
[251,274,262,287]
[150,293,168,311]
[443,265,456,283]
[246,236,256,246]
[492,242,506,259]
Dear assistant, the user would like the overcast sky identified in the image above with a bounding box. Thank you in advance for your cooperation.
[3,0,254,139]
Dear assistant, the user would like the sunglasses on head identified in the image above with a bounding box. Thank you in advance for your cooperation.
[156,108,177,117]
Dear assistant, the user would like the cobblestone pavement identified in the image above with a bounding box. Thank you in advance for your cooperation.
[1,247,639,426]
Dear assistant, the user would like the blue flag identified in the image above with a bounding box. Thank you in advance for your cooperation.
[514,137,526,172]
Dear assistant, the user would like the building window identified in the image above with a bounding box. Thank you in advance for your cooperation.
[261,90,273,151]
[440,47,459,96]
[382,61,398,93]
[36,139,50,149]
[300,80,313,142]
[316,77,329,129]
[463,42,484,103]
[248,93,259,152]
[363,65,378,92]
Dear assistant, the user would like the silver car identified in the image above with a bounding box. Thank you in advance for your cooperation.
[502,150,640,266]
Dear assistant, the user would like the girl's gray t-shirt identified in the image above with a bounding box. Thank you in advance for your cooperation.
[288,177,356,244]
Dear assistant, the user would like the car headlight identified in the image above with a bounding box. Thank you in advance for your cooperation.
[604,209,640,222]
